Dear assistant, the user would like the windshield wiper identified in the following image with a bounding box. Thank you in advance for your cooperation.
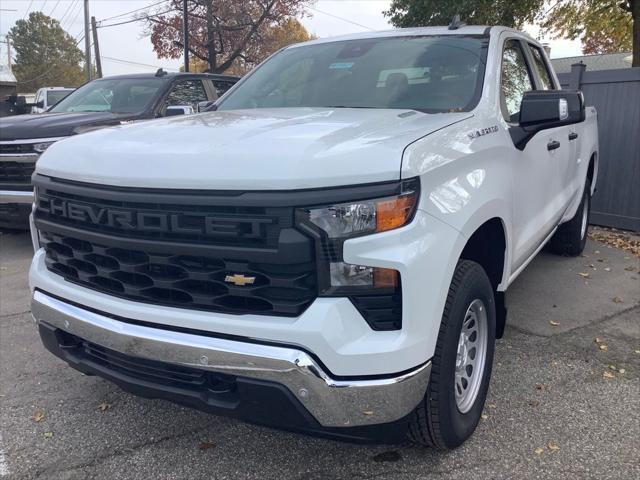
[322,105,378,109]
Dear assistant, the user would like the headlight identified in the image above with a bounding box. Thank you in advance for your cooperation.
[297,178,419,295]
[305,185,418,239]
[33,141,56,153]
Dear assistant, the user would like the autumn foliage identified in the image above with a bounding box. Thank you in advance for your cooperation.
[146,0,313,74]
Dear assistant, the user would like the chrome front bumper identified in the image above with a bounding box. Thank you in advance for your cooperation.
[31,291,430,428]
[0,190,34,204]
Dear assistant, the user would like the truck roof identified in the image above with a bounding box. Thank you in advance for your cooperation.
[287,25,536,48]
[93,72,240,82]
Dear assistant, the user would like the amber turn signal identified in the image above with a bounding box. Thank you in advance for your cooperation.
[376,193,417,233]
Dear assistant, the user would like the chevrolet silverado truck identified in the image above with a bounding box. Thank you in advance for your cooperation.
[0,71,238,229]
[29,25,598,448]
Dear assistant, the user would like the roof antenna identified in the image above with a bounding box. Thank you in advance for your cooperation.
[155,68,167,77]
[448,14,466,30]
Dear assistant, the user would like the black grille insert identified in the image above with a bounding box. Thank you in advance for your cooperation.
[0,161,36,184]
[41,231,317,316]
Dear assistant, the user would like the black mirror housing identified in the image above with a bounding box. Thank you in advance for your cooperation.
[511,90,585,150]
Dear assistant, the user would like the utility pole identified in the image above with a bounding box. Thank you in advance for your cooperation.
[83,0,92,82]
[90,16,102,78]
[183,0,189,72]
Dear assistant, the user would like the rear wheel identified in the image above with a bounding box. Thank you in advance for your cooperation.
[408,260,496,449]
[549,180,591,256]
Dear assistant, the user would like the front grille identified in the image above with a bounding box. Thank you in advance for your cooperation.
[0,161,36,184]
[41,231,317,316]
[0,143,35,155]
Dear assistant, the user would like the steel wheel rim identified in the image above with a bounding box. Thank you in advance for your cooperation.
[580,198,589,239]
[454,299,488,414]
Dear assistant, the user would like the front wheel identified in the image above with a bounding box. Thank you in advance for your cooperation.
[408,260,496,449]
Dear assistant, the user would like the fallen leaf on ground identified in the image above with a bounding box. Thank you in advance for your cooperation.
[609,364,617,370]
[577,272,590,278]
[528,399,540,407]
[549,320,560,326]
[98,402,110,412]
[43,432,53,439]
[618,368,626,374]
[599,344,609,351]
[534,447,544,455]
[602,371,615,379]
[604,267,611,272]
[625,266,636,272]
[635,350,640,355]
[362,411,374,416]
[547,441,560,451]
[535,383,549,391]
[487,403,497,409]
[32,410,44,422]
[198,441,216,451]
[595,337,604,344]
[612,296,624,303]
[481,414,488,420]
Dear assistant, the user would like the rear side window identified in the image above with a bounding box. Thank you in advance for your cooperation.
[528,45,555,90]
[500,40,534,122]
[212,80,236,97]
[165,80,208,110]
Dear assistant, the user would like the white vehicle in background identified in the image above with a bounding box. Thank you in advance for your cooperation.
[29,24,598,448]
[31,87,75,113]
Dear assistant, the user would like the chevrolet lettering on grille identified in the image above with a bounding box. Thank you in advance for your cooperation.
[37,197,274,239]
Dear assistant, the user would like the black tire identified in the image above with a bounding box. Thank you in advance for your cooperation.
[408,260,496,449]
[549,180,591,256]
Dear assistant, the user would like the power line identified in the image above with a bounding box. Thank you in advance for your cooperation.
[49,0,62,16]
[23,0,35,20]
[97,7,176,29]
[58,0,78,24]
[63,0,83,31]
[308,6,376,31]
[99,0,167,23]
[102,55,178,71]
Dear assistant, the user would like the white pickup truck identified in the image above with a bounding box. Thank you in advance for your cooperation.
[29,25,598,448]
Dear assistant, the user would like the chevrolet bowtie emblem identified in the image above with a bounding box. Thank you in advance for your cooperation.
[224,274,256,286]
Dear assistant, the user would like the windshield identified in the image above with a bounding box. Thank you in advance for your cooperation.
[46,89,73,106]
[50,78,165,114]
[219,35,488,113]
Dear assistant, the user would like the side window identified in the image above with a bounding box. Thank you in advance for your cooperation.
[528,45,555,90]
[212,81,235,97]
[500,40,534,122]
[165,80,208,111]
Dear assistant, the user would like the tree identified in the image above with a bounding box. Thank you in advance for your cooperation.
[385,0,638,67]
[539,1,636,64]
[145,0,312,74]
[384,0,545,29]
[9,12,86,90]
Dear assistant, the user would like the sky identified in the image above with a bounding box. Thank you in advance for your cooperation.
[0,0,583,80]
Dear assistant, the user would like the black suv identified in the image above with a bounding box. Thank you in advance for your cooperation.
[0,71,239,229]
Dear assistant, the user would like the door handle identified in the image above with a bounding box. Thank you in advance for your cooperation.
[568,132,578,141]
[547,140,561,151]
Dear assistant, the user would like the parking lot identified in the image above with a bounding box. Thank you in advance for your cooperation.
[1,230,639,480]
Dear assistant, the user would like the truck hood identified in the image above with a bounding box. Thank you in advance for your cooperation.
[0,111,143,140]
[37,108,472,190]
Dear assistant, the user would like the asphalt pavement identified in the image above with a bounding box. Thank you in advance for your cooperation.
[1,230,639,480]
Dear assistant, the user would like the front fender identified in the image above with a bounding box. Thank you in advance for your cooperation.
[402,119,515,285]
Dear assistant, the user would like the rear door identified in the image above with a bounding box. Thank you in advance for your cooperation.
[501,38,570,269]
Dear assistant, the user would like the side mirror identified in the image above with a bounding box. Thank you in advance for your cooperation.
[511,90,585,150]
[35,100,45,109]
[519,90,585,128]
[166,105,194,117]
[197,100,216,112]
